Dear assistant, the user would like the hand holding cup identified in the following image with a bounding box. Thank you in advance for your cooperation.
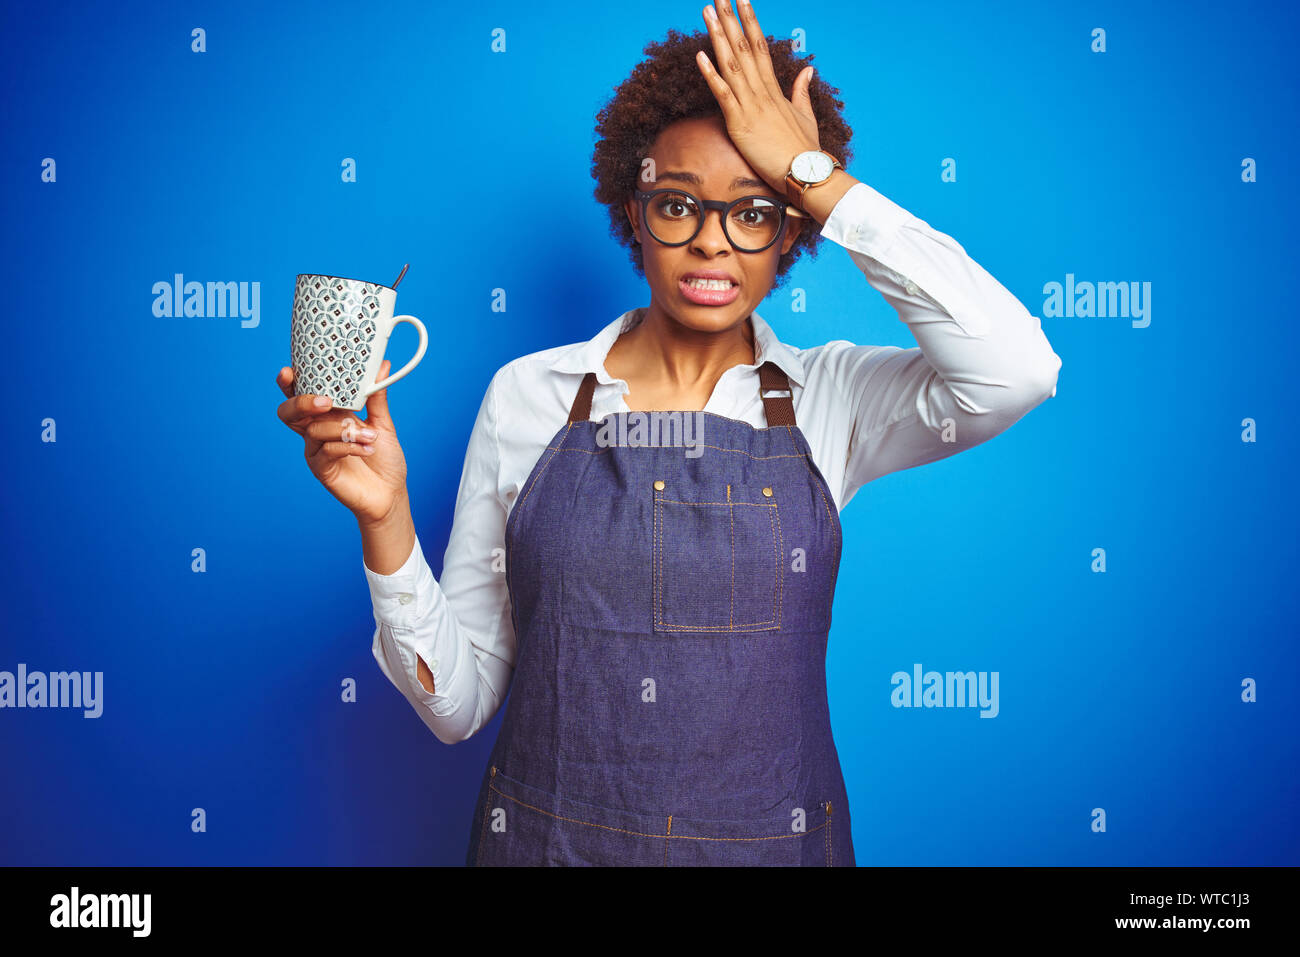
[275,359,411,526]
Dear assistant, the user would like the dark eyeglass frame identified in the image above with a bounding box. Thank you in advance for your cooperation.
[631,187,807,253]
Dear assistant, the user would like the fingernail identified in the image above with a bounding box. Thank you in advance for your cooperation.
[359,428,377,441]
[360,444,374,454]
[313,396,331,407]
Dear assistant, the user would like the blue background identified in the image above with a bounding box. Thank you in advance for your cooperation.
[3,0,1296,865]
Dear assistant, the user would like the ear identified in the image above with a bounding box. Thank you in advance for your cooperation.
[624,194,641,244]
[779,212,805,254]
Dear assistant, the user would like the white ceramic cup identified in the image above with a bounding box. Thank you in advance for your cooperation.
[290,273,427,412]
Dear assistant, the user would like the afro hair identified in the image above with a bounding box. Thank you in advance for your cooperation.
[591,27,854,290]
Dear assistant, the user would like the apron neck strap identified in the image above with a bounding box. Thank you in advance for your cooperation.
[567,370,598,424]
[758,361,796,427]
[566,360,797,428]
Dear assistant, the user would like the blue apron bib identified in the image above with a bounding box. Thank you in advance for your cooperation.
[466,360,855,865]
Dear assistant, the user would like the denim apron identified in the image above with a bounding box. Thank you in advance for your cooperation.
[466,360,855,866]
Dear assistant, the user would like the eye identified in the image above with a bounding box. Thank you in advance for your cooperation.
[731,198,779,228]
[654,193,698,219]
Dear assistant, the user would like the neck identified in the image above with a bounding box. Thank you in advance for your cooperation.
[615,302,756,389]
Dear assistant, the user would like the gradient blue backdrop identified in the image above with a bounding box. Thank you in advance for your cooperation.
[3,0,1296,865]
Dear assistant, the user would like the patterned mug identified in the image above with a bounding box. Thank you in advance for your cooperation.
[290,272,427,411]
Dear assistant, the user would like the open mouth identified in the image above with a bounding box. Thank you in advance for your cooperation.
[679,275,741,305]
[681,277,736,291]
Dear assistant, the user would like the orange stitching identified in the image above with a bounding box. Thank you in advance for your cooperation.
[665,815,672,866]
[655,492,777,630]
[821,800,832,868]
[654,485,780,632]
[789,424,840,548]
[727,485,734,630]
[514,423,574,515]
[476,765,497,867]
[772,493,783,630]
[542,443,809,461]
[487,780,830,842]
[653,483,661,626]
[487,781,652,838]
[655,621,781,632]
[504,425,571,620]
[656,499,775,507]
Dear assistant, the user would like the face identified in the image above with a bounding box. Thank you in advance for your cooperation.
[623,115,802,336]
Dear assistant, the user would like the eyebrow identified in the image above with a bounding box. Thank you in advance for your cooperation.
[653,170,773,193]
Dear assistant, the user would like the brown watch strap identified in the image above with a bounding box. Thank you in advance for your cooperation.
[785,175,806,209]
[786,152,843,211]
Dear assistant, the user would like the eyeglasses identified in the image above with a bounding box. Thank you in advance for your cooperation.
[631,187,805,253]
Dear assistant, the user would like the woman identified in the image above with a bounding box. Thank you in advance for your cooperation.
[276,0,1061,866]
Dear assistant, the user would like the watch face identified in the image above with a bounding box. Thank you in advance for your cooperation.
[793,150,833,183]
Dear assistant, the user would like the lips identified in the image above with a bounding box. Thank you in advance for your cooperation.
[681,270,739,285]
[679,270,741,306]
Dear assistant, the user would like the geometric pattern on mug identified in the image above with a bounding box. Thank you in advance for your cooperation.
[291,275,381,406]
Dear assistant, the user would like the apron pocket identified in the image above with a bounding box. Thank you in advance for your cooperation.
[475,766,836,866]
[652,480,782,633]
[475,766,671,866]
[665,800,837,867]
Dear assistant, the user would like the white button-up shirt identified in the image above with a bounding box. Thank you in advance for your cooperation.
[363,181,1062,745]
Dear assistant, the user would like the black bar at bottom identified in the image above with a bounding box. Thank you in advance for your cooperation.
[0,865,1290,942]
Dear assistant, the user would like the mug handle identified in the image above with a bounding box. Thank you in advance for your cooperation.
[363,315,428,397]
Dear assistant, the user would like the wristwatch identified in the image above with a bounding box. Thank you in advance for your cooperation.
[785,150,843,212]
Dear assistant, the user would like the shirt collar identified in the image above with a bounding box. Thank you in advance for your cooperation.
[548,306,806,388]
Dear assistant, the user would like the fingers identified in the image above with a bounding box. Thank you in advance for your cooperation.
[305,413,377,448]
[277,361,394,442]
[364,360,395,431]
[303,414,379,465]
[313,439,377,460]
[704,1,760,100]
[695,48,738,119]
[792,65,816,120]
[732,0,786,103]
[277,389,337,430]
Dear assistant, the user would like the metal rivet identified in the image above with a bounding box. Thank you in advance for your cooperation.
[762,486,773,497]
[654,479,665,490]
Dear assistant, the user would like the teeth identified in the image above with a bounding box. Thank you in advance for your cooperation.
[684,278,735,290]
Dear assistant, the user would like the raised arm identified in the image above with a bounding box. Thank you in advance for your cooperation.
[685,0,1060,505]
[815,181,1062,503]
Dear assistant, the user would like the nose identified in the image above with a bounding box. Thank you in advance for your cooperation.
[689,207,732,256]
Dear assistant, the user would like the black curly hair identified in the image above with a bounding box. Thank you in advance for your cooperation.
[591,27,853,291]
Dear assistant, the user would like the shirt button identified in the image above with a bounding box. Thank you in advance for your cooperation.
[429,658,439,671]
[762,487,773,497]
[654,479,665,490]
[904,279,918,295]
[396,592,413,605]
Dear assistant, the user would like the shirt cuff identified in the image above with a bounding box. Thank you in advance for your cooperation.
[819,180,917,258]
[363,533,434,630]
[364,535,458,716]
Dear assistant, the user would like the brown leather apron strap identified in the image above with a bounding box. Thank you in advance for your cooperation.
[566,361,796,427]
[567,371,598,423]
[758,360,797,427]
